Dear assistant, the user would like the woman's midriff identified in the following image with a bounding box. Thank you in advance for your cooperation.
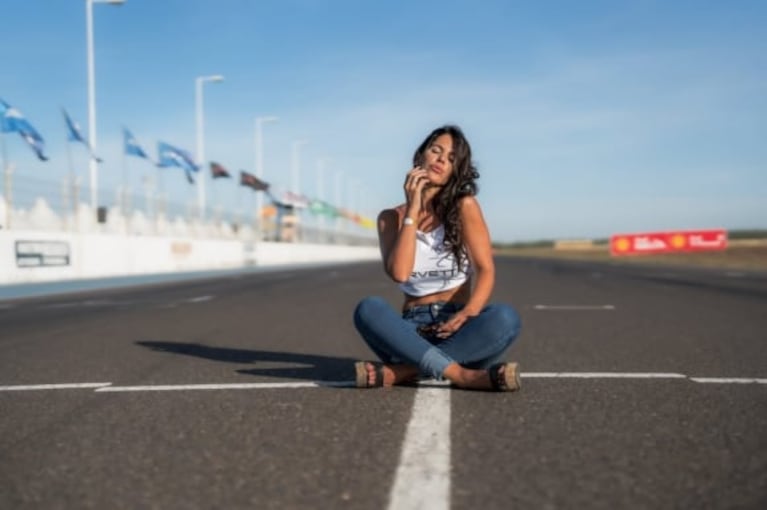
[401,279,472,312]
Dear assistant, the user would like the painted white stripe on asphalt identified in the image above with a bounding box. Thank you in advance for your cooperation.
[534,304,615,310]
[5,374,767,393]
[187,295,214,303]
[388,387,451,510]
[522,372,686,379]
[0,383,112,391]
[96,382,323,392]
[690,377,767,384]
[42,302,81,309]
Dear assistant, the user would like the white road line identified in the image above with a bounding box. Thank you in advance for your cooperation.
[689,377,767,384]
[187,295,214,303]
[0,383,112,391]
[4,374,767,393]
[533,304,615,310]
[42,302,81,309]
[522,372,686,379]
[96,382,324,392]
[388,387,451,510]
[41,300,114,309]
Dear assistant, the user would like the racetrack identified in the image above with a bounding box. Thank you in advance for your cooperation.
[1,258,765,509]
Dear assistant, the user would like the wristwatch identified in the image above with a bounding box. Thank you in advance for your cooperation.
[403,217,415,226]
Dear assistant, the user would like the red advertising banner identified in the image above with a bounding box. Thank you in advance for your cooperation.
[610,229,728,256]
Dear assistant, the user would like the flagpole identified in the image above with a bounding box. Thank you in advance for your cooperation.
[236,180,242,234]
[254,116,278,241]
[3,164,13,231]
[210,166,219,226]
[156,164,164,232]
[1,131,11,229]
[65,136,78,230]
[195,75,224,224]
[122,147,130,234]
[250,187,258,232]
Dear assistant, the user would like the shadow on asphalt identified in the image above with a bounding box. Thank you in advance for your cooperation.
[136,340,356,382]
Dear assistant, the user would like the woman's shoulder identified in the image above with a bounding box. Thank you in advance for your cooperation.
[378,204,407,220]
[457,195,481,212]
[457,195,487,223]
[376,204,406,231]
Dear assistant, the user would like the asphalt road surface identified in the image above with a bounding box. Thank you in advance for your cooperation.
[1,257,766,509]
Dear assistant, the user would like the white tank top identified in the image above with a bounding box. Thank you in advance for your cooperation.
[399,225,472,297]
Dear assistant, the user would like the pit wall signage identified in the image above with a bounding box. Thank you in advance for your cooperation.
[15,240,71,267]
[610,229,727,256]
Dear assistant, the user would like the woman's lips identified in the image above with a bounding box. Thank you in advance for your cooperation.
[429,165,444,175]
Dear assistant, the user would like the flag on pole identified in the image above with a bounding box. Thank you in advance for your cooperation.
[211,162,231,179]
[309,199,340,217]
[358,216,376,229]
[62,109,102,162]
[157,141,198,184]
[123,127,150,160]
[283,191,310,208]
[240,170,269,191]
[0,99,48,161]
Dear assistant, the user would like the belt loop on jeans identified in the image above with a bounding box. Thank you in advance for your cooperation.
[403,300,459,318]
[430,301,446,320]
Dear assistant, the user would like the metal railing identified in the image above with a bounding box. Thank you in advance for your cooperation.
[1,173,377,246]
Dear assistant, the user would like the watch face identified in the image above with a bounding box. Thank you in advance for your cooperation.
[403,217,415,225]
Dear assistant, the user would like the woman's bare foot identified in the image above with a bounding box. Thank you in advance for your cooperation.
[443,363,493,389]
[365,362,419,387]
[442,362,520,391]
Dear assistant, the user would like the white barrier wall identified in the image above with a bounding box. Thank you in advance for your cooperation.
[0,230,380,285]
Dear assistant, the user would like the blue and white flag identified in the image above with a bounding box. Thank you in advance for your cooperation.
[123,127,150,160]
[157,141,198,184]
[0,99,48,161]
[62,109,101,162]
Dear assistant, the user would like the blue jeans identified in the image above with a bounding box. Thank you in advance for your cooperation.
[353,296,522,379]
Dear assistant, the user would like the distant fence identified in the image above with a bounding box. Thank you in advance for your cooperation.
[1,173,376,246]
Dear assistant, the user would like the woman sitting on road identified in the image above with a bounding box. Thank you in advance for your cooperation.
[353,125,522,391]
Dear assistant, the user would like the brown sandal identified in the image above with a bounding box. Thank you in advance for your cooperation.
[488,362,521,392]
[354,361,384,388]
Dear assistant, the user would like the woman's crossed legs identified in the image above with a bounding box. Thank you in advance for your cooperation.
[353,296,522,390]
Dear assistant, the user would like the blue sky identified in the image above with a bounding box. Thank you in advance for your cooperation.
[1,0,765,242]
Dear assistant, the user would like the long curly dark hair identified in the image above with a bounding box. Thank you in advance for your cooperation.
[412,125,479,271]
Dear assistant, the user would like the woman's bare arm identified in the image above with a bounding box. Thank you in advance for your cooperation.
[378,207,417,283]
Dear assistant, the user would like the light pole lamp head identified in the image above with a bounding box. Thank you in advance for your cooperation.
[105,0,126,5]
[197,75,224,85]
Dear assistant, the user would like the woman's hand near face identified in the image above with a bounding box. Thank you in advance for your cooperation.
[403,166,429,215]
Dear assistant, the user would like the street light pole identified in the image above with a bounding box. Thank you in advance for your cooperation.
[334,169,344,237]
[86,0,124,215]
[254,116,278,239]
[316,158,326,239]
[194,74,224,221]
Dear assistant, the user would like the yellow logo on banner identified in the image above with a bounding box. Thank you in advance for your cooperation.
[614,237,630,252]
[670,234,686,249]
